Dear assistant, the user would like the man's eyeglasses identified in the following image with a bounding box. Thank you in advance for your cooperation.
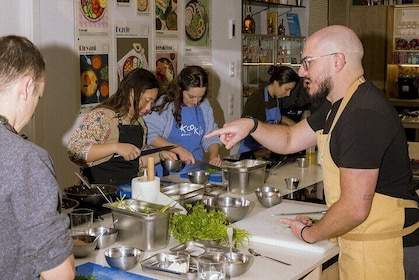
[301,53,338,71]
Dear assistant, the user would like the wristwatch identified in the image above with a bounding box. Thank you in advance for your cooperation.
[245,116,258,134]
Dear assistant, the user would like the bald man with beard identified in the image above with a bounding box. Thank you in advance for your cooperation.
[205,25,419,279]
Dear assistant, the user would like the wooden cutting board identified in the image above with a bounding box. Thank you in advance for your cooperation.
[233,201,338,253]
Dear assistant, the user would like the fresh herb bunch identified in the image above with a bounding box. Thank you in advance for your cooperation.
[170,203,250,248]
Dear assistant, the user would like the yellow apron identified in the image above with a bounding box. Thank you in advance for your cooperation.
[316,77,419,280]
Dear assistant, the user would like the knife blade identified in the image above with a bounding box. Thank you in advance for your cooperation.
[113,145,176,158]
[271,210,327,216]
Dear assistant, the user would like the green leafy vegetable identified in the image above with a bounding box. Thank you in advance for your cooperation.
[170,203,250,248]
[205,167,221,173]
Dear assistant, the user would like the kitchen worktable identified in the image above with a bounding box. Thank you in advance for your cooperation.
[75,161,339,280]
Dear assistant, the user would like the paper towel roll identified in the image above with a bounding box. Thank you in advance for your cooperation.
[131,176,160,202]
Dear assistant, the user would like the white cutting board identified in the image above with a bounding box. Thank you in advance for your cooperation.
[233,201,337,253]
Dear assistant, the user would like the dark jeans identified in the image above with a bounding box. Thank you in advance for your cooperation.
[404,245,419,280]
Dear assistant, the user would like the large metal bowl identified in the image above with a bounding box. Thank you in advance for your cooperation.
[63,184,118,205]
[202,196,254,223]
[105,246,143,271]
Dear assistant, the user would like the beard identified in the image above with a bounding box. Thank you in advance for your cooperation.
[306,76,332,106]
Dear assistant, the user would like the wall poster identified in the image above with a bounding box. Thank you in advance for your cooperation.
[76,0,110,37]
[155,43,178,88]
[184,0,211,56]
[155,0,179,38]
[137,0,149,14]
[115,21,150,82]
[77,41,110,113]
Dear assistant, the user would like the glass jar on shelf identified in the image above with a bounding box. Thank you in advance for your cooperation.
[243,6,255,34]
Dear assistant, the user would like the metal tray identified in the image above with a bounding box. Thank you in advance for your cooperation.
[141,252,198,280]
[160,183,205,200]
[170,241,237,257]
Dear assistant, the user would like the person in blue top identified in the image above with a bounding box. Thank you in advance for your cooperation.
[144,65,222,176]
[239,65,300,153]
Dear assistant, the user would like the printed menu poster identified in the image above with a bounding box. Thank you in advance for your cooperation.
[78,41,110,112]
[155,0,179,38]
[115,21,150,82]
[76,0,110,37]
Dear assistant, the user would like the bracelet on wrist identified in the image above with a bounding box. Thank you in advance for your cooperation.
[245,116,258,134]
[300,225,312,244]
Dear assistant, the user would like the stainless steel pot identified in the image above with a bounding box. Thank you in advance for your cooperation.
[63,184,118,205]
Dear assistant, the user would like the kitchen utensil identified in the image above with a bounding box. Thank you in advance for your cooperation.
[271,210,327,216]
[64,184,118,205]
[72,234,97,258]
[187,170,209,184]
[147,156,155,181]
[285,177,300,190]
[221,252,254,277]
[103,199,171,251]
[104,246,143,271]
[89,227,118,249]
[296,157,309,168]
[197,253,227,280]
[161,159,185,172]
[113,145,176,158]
[248,248,291,266]
[70,208,93,235]
[61,197,79,214]
[93,219,119,242]
[202,196,254,223]
[254,186,282,208]
[75,172,93,189]
[227,226,233,261]
[74,172,95,194]
[226,159,269,194]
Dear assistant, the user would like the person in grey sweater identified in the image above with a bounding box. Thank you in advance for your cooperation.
[0,35,75,279]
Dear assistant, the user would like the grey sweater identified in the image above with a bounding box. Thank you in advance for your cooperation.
[0,125,73,279]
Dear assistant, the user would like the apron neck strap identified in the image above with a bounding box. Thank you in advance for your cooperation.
[329,76,365,132]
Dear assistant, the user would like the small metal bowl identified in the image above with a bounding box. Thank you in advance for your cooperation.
[89,227,118,249]
[255,186,282,208]
[202,196,254,223]
[296,157,309,168]
[188,170,209,184]
[222,252,254,277]
[72,234,97,258]
[61,197,79,215]
[161,160,185,172]
[105,247,143,271]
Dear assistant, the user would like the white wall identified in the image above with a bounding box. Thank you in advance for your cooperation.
[0,0,307,188]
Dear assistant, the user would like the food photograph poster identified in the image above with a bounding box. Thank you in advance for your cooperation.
[76,0,110,37]
[184,0,211,56]
[116,38,149,82]
[155,0,179,38]
[78,41,110,112]
[115,21,150,82]
[156,43,178,88]
[137,0,149,14]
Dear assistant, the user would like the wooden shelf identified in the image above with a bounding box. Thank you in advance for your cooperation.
[245,0,305,9]
[389,98,419,107]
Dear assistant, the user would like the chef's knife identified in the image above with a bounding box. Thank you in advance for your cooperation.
[113,145,176,158]
[271,210,327,216]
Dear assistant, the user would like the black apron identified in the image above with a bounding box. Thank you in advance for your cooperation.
[83,119,144,186]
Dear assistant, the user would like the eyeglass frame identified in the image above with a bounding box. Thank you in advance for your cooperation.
[301,52,338,71]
